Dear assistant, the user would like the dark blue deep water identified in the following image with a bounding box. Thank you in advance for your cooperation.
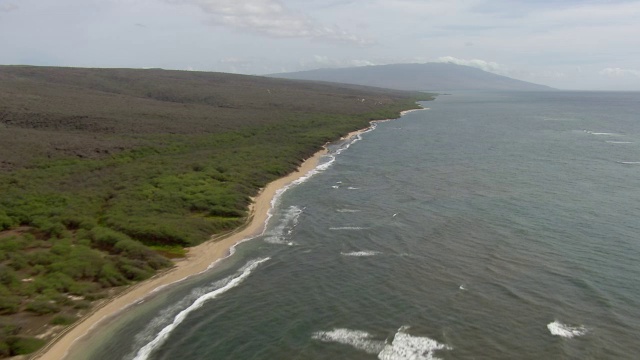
[80,91,640,359]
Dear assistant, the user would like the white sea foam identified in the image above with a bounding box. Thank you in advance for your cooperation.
[312,326,451,360]
[547,321,588,338]
[266,131,366,213]
[261,147,342,243]
[618,161,640,165]
[334,129,369,156]
[347,186,360,190]
[379,327,452,360]
[312,328,384,354]
[133,255,270,338]
[341,251,381,257]
[606,141,634,144]
[329,226,368,230]
[584,130,623,136]
[264,205,302,245]
[129,284,217,355]
[131,258,270,360]
[336,209,361,213]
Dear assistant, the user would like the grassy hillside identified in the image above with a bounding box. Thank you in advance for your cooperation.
[0,65,433,356]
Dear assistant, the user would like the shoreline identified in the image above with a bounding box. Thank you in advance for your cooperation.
[32,106,425,360]
[33,146,330,360]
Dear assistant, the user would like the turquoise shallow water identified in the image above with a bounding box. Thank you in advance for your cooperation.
[82,91,640,359]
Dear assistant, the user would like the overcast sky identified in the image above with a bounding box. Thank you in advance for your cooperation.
[1,0,639,90]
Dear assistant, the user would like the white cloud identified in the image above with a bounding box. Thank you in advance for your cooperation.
[600,67,640,77]
[0,2,18,12]
[435,56,504,73]
[165,0,373,45]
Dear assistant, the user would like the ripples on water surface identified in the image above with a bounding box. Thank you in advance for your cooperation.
[82,91,640,359]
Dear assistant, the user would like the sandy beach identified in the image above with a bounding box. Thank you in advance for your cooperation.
[32,146,331,360]
[400,106,429,116]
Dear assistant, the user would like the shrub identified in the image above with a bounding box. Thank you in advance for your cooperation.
[0,237,25,253]
[41,289,71,306]
[42,272,75,292]
[73,300,91,309]
[90,226,130,250]
[116,258,153,281]
[25,296,61,315]
[150,245,186,259]
[31,218,66,238]
[83,292,107,301]
[49,245,105,280]
[0,342,9,358]
[22,232,36,243]
[68,281,100,296]
[0,286,21,315]
[6,336,46,355]
[50,314,77,326]
[50,239,73,256]
[208,206,245,218]
[7,253,28,271]
[113,239,151,260]
[27,250,56,267]
[0,212,14,230]
[0,266,18,287]
[97,263,127,287]
[75,228,91,242]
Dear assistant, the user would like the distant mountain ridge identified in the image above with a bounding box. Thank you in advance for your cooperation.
[271,63,554,91]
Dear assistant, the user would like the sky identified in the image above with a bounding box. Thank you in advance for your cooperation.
[1,0,639,90]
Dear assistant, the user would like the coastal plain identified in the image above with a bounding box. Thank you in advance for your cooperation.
[0,66,432,358]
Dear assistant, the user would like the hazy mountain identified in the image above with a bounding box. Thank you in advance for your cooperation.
[271,63,554,91]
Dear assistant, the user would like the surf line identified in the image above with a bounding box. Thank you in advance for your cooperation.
[133,258,271,360]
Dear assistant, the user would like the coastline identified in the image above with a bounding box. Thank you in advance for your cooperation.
[32,106,427,360]
[33,147,330,360]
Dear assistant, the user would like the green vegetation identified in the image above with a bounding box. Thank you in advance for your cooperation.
[0,65,434,355]
[0,320,46,356]
[50,314,77,325]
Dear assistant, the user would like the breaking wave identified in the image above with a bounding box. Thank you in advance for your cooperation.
[547,320,588,338]
[584,130,623,136]
[312,328,384,354]
[264,206,302,245]
[341,251,380,257]
[379,326,452,360]
[312,326,451,360]
[130,258,270,360]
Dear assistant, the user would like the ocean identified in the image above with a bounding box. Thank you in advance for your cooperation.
[78,91,640,359]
